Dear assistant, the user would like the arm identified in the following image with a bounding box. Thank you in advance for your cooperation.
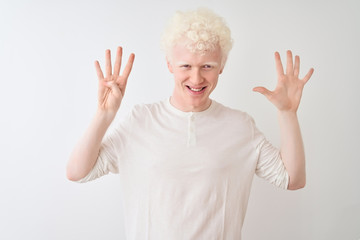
[253,50,314,190]
[66,47,135,181]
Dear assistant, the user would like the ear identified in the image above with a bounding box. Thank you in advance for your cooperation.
[219,56,227,74]
[166,57,174,73]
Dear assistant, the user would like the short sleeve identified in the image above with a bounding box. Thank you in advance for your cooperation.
[77,111,133,183]
[250,116,289,190]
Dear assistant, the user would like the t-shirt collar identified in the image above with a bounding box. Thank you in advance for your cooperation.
[164,97,217,117]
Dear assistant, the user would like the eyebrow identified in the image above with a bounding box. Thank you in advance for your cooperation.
[175,62,190,66]
[175,61,219,66]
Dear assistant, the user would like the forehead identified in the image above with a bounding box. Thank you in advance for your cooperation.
[170,43,222,64]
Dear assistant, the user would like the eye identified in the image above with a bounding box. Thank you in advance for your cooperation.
[203,65,213,69]
[181,64,191,69]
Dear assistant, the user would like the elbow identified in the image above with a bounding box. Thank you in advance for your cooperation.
[66,164,82,182]
[287,178,306,190]
[66,168,78,182]
[66,171,78,182]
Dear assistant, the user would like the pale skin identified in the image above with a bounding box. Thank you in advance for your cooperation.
[66,47,135,181]
[253,50,314,190]
[166,43,224,112]
[67,46,314,191]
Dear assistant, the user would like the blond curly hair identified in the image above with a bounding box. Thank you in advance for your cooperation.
[161,8,233,67]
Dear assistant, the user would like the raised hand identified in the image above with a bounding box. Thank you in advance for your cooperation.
[253,50,314,113]
[95,47,135,115]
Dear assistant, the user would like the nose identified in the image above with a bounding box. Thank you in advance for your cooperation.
[190,68,203,85]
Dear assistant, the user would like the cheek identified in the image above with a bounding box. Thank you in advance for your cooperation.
[174,71,188,81]
[207,73,219,85]
[210,80,218,89]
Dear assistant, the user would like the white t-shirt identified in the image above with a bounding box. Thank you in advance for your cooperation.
[79,98,289,240]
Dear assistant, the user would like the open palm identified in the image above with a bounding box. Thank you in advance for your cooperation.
[95,47,135,114]
[253,50,314,113]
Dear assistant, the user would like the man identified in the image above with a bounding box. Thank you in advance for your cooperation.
[67,8,314,239]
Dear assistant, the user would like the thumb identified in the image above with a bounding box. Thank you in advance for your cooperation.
[252,86,272,98]
[103,81,122,99]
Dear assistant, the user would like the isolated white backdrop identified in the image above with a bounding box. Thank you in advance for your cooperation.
[0,0,359,239]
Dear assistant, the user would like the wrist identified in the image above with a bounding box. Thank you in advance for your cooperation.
[277,110,299,123]
[278,109,297,117]
[95,108,117,125]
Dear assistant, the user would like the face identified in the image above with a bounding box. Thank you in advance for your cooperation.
[167,43,224,112]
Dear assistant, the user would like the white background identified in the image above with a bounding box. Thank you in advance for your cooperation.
[0,0,359,239]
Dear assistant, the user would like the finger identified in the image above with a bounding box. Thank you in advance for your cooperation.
[105,49,112,78]
[302,68,314,84]
[294,55,300,77]
[103,81,122,98]
[118,53,135,88]
[275,52,284,77]
[253,86,273,99]
[113,46,123,77]
[122,53,135,78]
[286,50,294,75]
[94,60,104,80]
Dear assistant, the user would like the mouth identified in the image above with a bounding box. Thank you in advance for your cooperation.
[186,85,207,93]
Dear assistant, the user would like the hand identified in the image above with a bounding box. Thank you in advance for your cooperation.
[95,46,135,114]
[253,50,314,113]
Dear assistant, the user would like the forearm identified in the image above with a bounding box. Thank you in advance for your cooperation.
[278,111,306,190]
[66,110,115,181]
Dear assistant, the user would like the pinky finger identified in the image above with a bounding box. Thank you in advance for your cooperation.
[94,60,104,80]
[302,68,314,84]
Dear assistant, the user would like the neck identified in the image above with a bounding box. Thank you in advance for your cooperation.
[169,94,212,112]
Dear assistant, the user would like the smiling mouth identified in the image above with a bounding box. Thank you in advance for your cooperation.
[186,86,207,92]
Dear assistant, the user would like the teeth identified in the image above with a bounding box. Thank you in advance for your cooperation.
[189,87,204,92]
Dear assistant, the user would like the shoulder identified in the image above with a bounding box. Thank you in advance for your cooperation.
[212,101,254,124]
[130,99,166,116]
[209,101,262,144]
[126,99,171,126]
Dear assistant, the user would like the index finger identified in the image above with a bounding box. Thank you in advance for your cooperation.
[275,51,284,77]
[117,53,135,89]
[121,53,135,79]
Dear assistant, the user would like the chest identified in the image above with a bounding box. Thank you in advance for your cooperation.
[125,118,256,181]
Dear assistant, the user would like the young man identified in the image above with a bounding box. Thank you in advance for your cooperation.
[67,8,314,239]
